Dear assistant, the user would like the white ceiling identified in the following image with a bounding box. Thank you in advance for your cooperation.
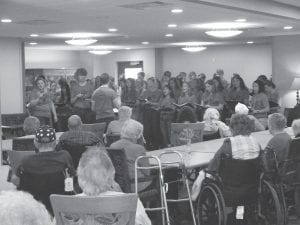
[0,0,300,50]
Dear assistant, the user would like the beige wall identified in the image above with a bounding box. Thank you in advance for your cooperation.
[0,38,24,114]
[272,35,300,108]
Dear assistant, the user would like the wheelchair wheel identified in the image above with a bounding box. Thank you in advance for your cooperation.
[197,182,226,225]
[260,180,284,225]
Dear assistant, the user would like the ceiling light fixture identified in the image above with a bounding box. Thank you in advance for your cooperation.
[108,28,118,32]
[205,30,243,38]
[89,50,112,55]
[125,48,131,50]
[182,46,207,52]
[65,39,97,46]
[235,18,247,22]
[171,9,183,13]
[30,34,39,37]
[29,42,38,45]
[168,24,177,28]
[1,18,12,23]
[284,26,293,30]
[165,34,173,37]
[142,41,149,45]
[247,41,254,44]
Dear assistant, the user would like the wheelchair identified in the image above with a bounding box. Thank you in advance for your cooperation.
[196,156,284,225]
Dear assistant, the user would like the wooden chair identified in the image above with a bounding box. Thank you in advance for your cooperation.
[82,122,106,139]
[170,122,205,146]
[50,193,138,225]
[106,148,131,193]
[12,137,36,151]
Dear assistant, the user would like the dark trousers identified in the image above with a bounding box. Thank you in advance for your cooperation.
[72,107,95,124]
[143,107,162,150]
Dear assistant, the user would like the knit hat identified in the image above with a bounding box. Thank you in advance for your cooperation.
[35,126,56,143]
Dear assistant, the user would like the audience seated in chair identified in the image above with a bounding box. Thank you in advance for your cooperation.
[263,113,291,173]
[203,108,231,138]
[23,116,40,135]
[235,102,265,131]
[0,190,53,225]
[59,115,103,147]
[192,114,261,200]
[14,126,76,214]
[106,105,132,135]
[110,119,151,192]
[77,149,151,225]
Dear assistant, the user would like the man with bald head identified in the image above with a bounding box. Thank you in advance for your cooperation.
[58,115,103,147]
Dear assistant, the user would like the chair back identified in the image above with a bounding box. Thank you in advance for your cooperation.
[1,113,28,126]
[170,122,204,146]
[106,148,131,193]
[106,134,121,147]
[82,122,106,139]
[12,137,36,151]
[283,137,300,184]
[59,141,87,169]
[18,169,66,215]
[50,193,138,225]
[218,156,260,206]
[7,150,35,175]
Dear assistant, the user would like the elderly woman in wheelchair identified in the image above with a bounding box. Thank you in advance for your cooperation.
[192,114,284,225]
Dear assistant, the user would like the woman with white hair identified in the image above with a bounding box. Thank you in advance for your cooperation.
[292,119,300,137]
[106,105,132,135]
[77,150,151,225]
[0,190,53,225]
[203,108,231,138]
[110,119,151,191]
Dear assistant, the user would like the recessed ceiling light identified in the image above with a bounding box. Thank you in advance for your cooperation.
[171,9,183,14]
[125,48,131,50]
[205,30,243,38]
[168,24,177,28]
[89,50,112,55]
[30,34,39,37]
[1,18,12,23]
[247,41,254,44]
[165,34,173,37]
[108,28,118,32]
[29,42,38,45]
[235,18,247,22]
[182,46,207,52]
[284,26,293,30]
[142,41,149,45]
[65,39,98,46]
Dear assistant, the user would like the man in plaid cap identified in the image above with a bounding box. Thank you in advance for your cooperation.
[14,126,75,214]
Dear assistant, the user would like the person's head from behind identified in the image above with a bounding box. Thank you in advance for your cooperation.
[23,116,40,135]
[199,73,206,81]
[0,190,53,225]
[120,120,143,143]
[34,126,56,152]
[205,79,215,93]
[268,113,286,135]
[100,73,110,85]
[292,119,300,137]
[203,108,220,122]
[78,150,116,196]
[68,115,82,131]
[235,103,249,115]
[230,114,253,136]
[176,106,197,123]
[118,106,132,122]
[126,78,135,89]
[163,71,171,82]
[257,75,268,84]
[252,79,265,94]
[74,68,87,83]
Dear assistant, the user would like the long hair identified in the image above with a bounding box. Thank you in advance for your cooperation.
[230,75,248,91]
[58,78,71,104]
